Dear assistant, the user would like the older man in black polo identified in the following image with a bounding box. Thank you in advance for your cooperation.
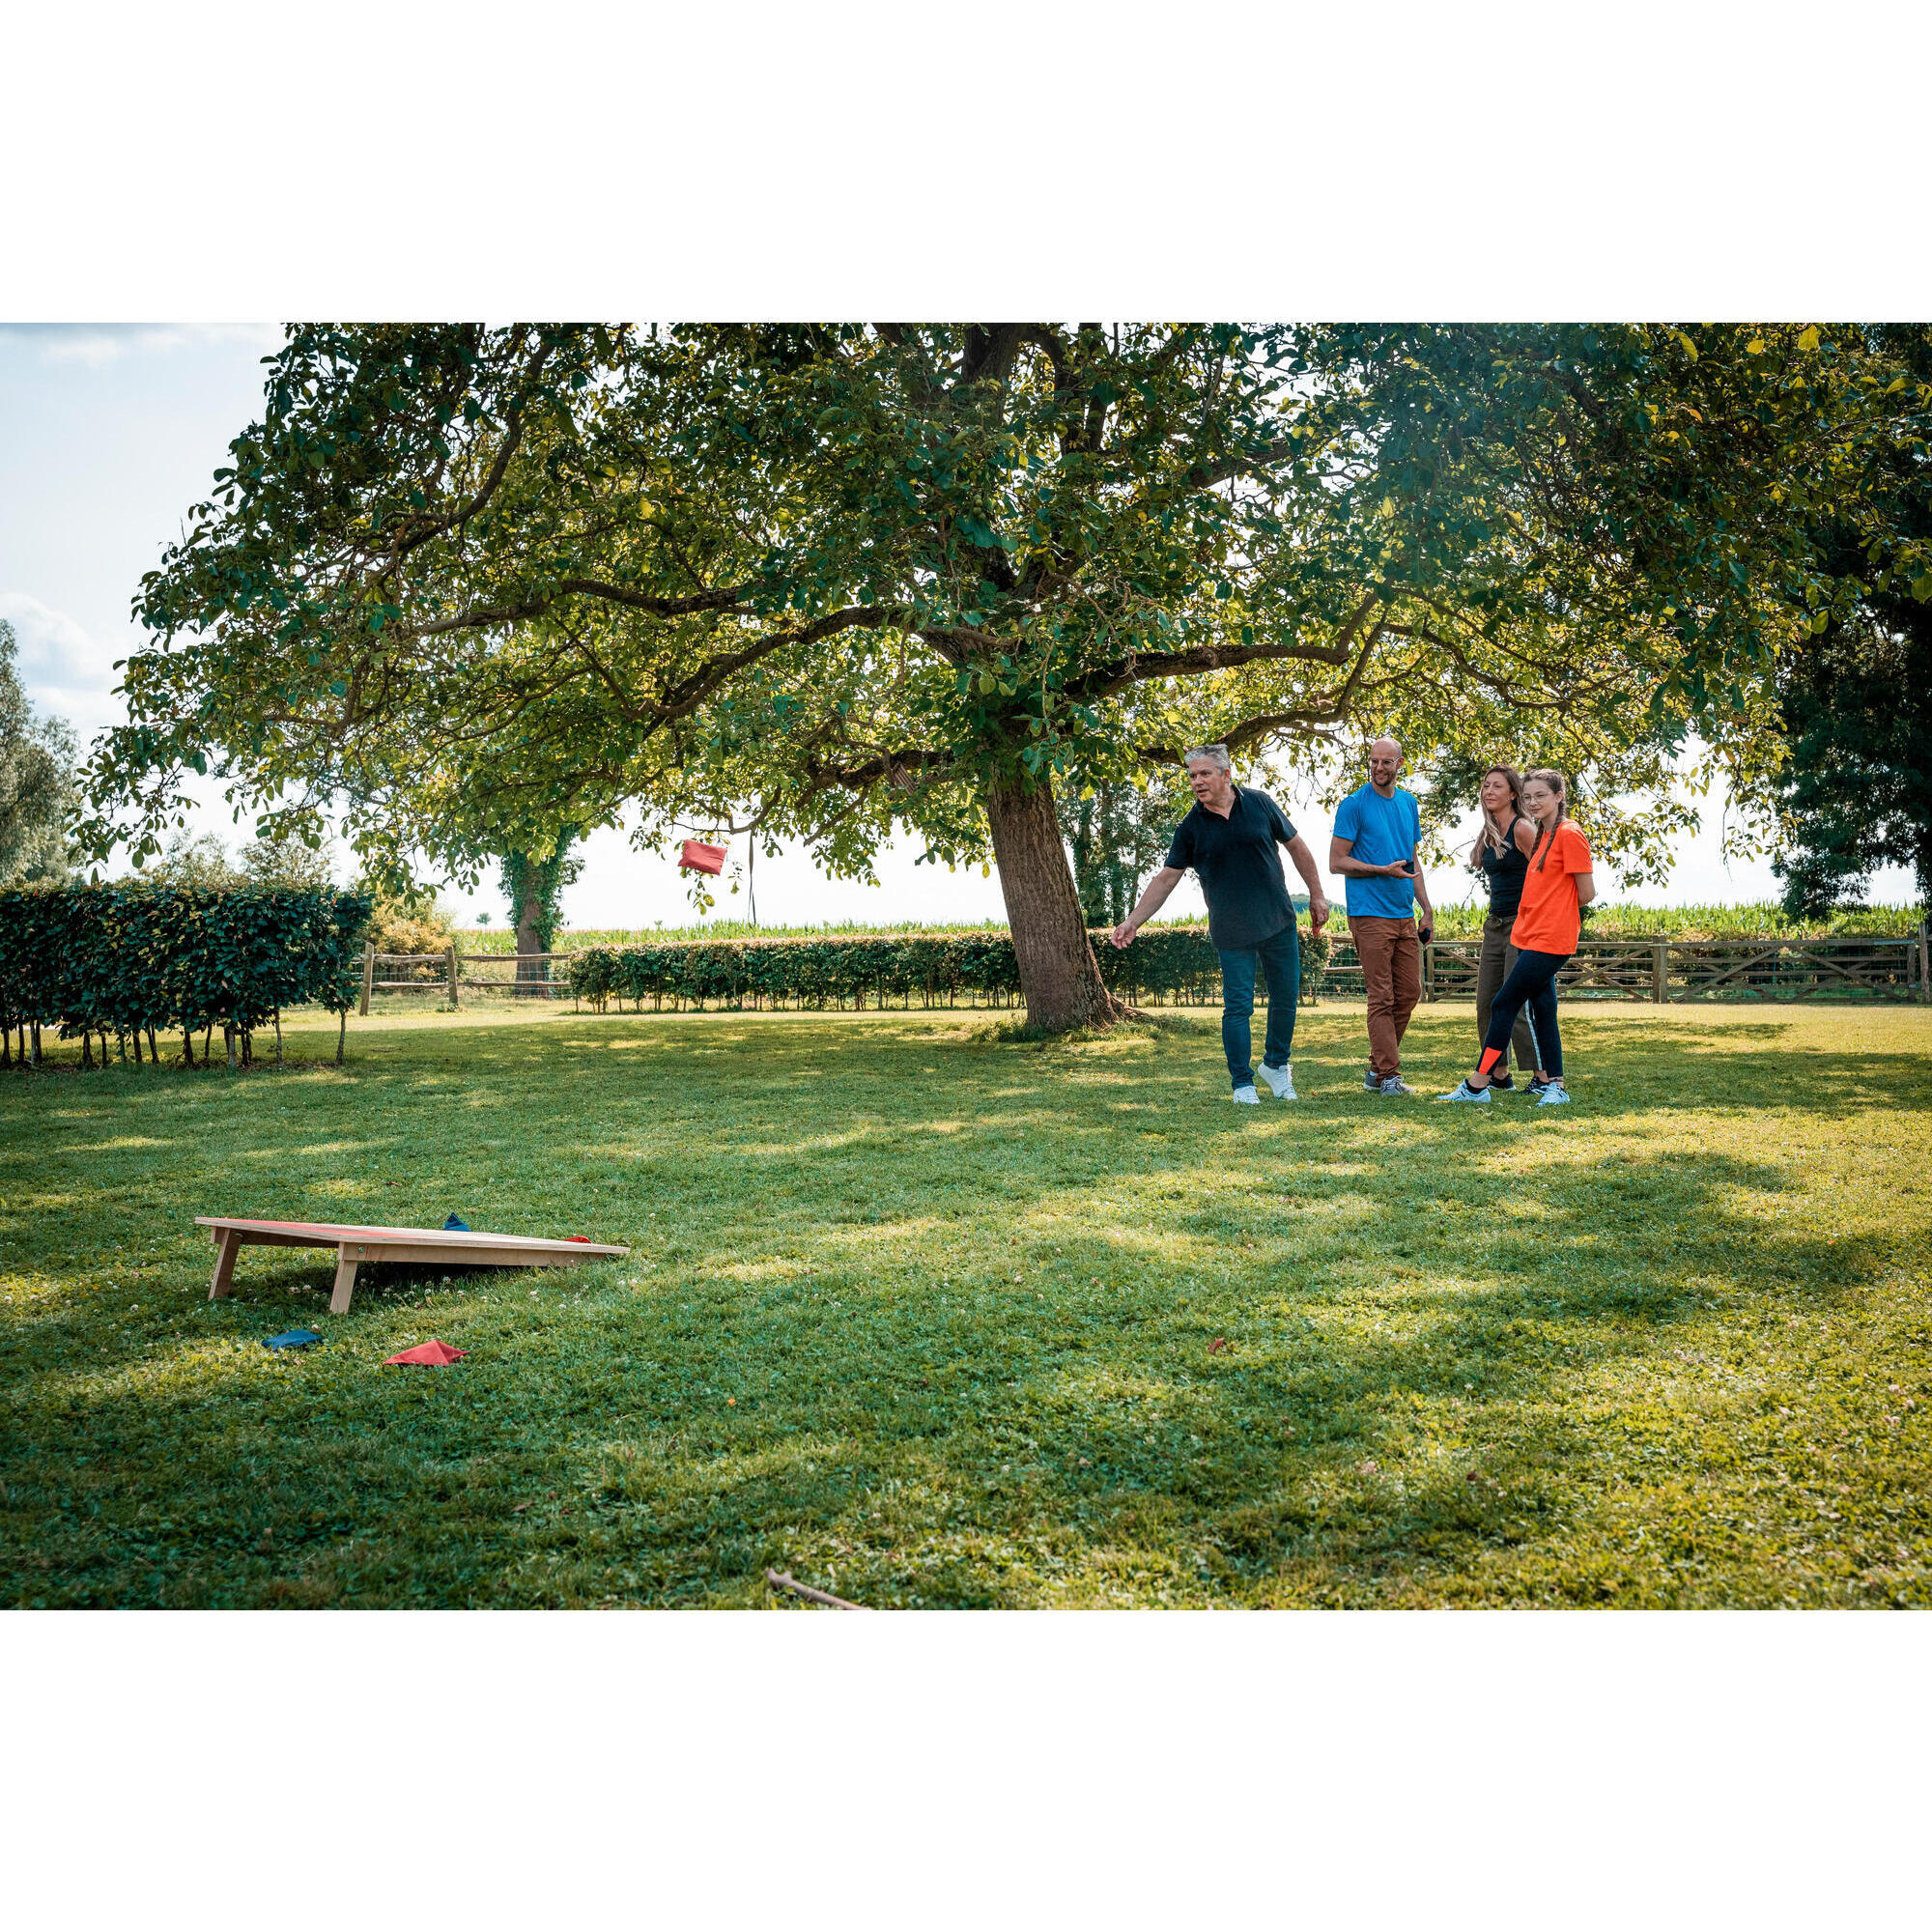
[1111,745,1330,1102]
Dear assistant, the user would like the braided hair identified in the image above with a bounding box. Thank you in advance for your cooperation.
[1522,769,1569,870]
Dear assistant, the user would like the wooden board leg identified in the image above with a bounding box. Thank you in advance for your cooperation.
[208,1229,241,1300]
[330,1249,359,1316]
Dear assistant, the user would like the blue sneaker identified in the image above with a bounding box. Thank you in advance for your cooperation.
[1439,1080,1492,1104]
[1536,1082,1572,1106]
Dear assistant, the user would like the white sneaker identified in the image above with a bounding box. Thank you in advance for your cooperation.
[1536,1082,1572,1106]
[1257,1062,1297,1100]
[1232,1085,1260,1104]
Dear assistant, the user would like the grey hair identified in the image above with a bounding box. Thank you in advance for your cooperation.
[1183,744,1233,771]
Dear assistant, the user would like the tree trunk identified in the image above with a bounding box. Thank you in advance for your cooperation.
[514,899,543,995]
[984,772,1120,1033]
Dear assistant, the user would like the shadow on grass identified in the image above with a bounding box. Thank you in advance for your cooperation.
[1,1007,1925,1607]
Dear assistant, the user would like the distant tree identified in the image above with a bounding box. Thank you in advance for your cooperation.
[144,831,238,889]
[499,834,582,990]
[1056,775,1187,927]
[241,832,335,890]
[355,875,454,955]
[0,619,79,886]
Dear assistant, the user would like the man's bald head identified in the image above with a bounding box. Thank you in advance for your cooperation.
[1367,736,1404,793]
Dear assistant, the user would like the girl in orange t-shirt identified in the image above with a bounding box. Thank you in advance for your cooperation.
[1441,770,1596,1107]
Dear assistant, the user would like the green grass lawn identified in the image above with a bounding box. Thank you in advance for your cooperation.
[4,1000,1929,1608]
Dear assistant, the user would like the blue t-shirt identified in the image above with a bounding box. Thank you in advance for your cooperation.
[1333,782,1421,919]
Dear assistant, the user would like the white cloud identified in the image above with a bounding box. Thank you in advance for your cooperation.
[0,591,124,737]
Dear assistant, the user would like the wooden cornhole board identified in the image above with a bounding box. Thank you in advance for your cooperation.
[197,1217,630,1315]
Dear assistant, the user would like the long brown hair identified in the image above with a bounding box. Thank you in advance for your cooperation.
[1469,764,1525,867]
[1522,768,1569,870]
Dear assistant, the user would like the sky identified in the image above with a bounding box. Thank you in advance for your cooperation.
[2,324,1917,931]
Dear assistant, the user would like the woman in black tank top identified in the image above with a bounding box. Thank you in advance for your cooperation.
[1468,766,1544,1086]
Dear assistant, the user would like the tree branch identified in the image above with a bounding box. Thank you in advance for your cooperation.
[414,578,757,639]
[1063,592,1383,700]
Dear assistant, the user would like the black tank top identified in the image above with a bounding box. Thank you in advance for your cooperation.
[1478,816,1530,921]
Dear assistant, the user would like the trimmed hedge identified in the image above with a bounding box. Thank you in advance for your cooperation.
[0,883,374,1068]
[567,923,1330,1013]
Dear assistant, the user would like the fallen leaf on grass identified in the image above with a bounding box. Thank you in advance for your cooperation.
[1208,1338,1229,1355]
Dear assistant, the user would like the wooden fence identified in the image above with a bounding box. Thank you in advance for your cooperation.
[358,930,1931,1013]
[357,946,573,1012]
[1325,932,1930,1005]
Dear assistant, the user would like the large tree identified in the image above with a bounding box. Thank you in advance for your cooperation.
[1773,608,1932,914]
[88,324,1930,1028]
[1768,325,1932,916]
[0,618,79,886]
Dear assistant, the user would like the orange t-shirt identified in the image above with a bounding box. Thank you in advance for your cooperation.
[1509,822,1593,955]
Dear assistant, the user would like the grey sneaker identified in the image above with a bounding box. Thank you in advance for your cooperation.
[1379,1075,1414,1096]
[1536,1082,1572,1106]
[1363,1066,1382,1091]
[1439,1079,1492,1103]
[1258,1062,1297,1100]
[1232,1085,1260,1105]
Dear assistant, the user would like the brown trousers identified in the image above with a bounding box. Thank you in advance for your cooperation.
[1476,914,1539,1074]
[1349,914,1421,1079]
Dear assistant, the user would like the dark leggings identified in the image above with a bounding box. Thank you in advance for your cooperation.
[1481,948,1569,1079]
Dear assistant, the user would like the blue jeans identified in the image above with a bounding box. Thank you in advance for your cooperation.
[1217,922,1300,1090]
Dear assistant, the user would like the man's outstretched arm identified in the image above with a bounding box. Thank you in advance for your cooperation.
[1112,867,1184,947]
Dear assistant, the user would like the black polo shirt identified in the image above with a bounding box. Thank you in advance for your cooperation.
[1165,786,1300,952]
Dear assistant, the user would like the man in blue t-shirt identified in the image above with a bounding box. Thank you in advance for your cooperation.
[1111,744,1329,1103]
[1329,735,1435,1095]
